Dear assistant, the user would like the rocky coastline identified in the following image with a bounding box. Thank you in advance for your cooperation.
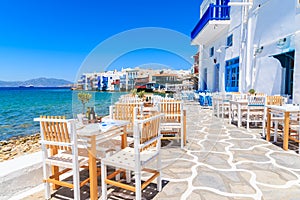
[0,134,41,162]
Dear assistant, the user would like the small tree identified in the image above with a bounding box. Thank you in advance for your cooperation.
[137,90,145,99]
[78,92,92,114]
[248,89,255,95]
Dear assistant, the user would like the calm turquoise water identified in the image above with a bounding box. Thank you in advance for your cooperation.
[0,87,127,141]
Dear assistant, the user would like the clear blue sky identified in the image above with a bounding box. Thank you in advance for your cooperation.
[0,0,200,82]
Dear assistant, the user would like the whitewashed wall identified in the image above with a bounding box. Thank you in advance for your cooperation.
[249,0,298,101]
[253,56,282,95]
[293,4,300,103]
[196,0,299,98]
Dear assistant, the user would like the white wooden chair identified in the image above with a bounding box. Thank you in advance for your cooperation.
[287,112,300,150]
[101,109,163,200]
[157,98,186,148]
[220,93,232,118]
[109,102,144,136]
[118,94,142,103]
[35,116,90,200]
[230,93,248,123]
[152,95,164,104]
[246,95,266,130]
[263,96,284,140]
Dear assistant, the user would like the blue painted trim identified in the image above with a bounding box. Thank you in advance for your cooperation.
[225,57,239,92]
[191,4,230,40]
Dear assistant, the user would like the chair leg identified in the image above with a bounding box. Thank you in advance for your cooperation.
[126,170,131,183]
[180,128,184,149]
[274,121,278,142]
[73,166,80,200]
[247,108,250,130]
[115,167,120,181]
[298,130,300,152]
[262,112,266,138]
[43,164,51,200]
[101,162,107,200]
[157,155,162,192]
[135,171,142,200]
[298,127,300,151]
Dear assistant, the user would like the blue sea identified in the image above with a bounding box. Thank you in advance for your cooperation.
[0,87,127,141]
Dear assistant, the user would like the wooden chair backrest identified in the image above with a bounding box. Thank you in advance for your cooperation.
[254,93,266,96]
[221,93,232,101]
[248,96,266,106]
[110,102,144,132]
[151,95,163,104]
[158,99,182,123]
[118,94,142,103]
[266,96,283,105]
[133,109,163,151]
[232,94,247,101]
[39,116,71,151]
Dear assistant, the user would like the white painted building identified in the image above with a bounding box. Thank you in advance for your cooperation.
[79,71,123,91]
[192,0,300,103]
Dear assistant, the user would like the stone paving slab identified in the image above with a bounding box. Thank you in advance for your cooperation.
[20,102,300,199]
[155,102,300,200]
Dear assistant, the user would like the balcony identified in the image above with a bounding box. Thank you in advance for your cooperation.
[191,3,230,45]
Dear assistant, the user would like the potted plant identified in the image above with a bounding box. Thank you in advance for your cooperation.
[78,92,92,114]
[248,89,255,95]
[137,90,145,99]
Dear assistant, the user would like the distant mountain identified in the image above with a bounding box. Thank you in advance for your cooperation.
[0,78,73,87]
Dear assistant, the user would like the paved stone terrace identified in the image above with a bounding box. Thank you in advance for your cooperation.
[22,102,300,200]
[155,102,300,200]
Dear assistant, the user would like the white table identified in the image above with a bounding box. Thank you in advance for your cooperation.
[266,104,300,150]
[76,119,129,200]
[229,99,248,127]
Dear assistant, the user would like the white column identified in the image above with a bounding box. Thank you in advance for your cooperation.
[245,6,253,91]
[293,31,300,104]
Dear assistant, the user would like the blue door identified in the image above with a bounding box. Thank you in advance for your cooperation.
[225,57,239,92]
[215,64,220,92]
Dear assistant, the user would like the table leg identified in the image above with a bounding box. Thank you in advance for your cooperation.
[217,101,220,117]
[266,108,271,141]
[221,101,224,118]
[89,135,98,200]
[229,103,232,124]
[283,112,290,150]
[238,104,241,127]
[121,126,127,149]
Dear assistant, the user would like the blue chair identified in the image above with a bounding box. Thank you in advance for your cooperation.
[206,95,212,106]
[199,95,205,106]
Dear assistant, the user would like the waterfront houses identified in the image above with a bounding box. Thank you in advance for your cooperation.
[191,0,300,103]
[78,71,123,91]
[76,68,192,92]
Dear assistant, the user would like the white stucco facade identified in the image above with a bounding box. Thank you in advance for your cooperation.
[192,0,300,103]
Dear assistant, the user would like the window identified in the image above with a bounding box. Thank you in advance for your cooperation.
[227,34,233,47]
[225,57,239,92]
[210,47,214,57]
